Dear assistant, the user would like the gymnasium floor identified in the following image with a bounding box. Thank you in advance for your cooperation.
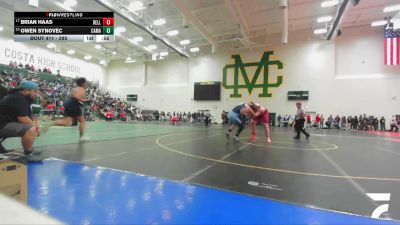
[4,121,400,224]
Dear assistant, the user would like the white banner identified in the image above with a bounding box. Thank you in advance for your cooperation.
[0,38,105,84]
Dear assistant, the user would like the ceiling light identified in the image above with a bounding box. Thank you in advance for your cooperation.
[112,51,117,55]
[371,20,388,27]
[160,51,169,57]
[115,27,126,36]
[383,4,400,13]
[95,44,102,49]
[0,26,3,32]
[129,1,145,12]
[46,43,56,49]
[125,57,136,63]
[99,59,106,65]
[84,55,92,60]
[152,53,158,61]
[147,45,157,50]
[321,0,339,8]
[314,28,328,34]
[167,30,179,36]
[180,39,190,45]
[67,49,75,55]
[153,18,166,26]
[131,36,143,43]
[189,47,199,52]
[317,16,333,23]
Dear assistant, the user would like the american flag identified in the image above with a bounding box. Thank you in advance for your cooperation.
[385,23,400,65]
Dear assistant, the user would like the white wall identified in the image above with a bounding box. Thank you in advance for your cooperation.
[107,60,145,87]
[106,28,400,122]
[0,37,106,85]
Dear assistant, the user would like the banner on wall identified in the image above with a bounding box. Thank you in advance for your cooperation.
[0,38,105,84]
[2,47,81,75]
[222,51,284,98]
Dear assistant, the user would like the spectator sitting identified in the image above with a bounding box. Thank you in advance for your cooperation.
[45,103,54,111]
[171,114,178,125]
[390,116,399,132]
[120,111,127,121]
[105,111,115,121]
[57,105,65,114]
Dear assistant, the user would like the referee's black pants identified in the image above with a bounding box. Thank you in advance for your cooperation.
[294,118,309,138]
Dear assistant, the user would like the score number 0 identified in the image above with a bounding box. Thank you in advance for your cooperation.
[102,18,114,26]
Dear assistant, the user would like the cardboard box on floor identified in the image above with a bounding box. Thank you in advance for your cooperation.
[0,153,27,203]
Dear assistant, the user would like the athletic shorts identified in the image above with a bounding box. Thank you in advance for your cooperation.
[228,111,243,126]
[253,111,269,124]
[0,122,32,138]
[64,99,83,118]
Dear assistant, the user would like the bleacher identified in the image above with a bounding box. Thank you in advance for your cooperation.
[0,64,72,83]
[1,63,133,122]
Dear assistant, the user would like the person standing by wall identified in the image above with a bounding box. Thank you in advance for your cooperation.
[320,115,324,129]
[315,114,321,129]
[380,116,386,131]
[306,114,311,128]
[341,116,347,130]
[353,116,359,130]
[277,115,282,127]
[373,117,379,131]
[347,116,352,130]
[294,102,310,140]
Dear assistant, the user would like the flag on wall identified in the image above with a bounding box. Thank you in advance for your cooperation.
[384,23,400,65]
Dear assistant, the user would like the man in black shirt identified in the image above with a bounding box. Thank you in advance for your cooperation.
[380,116,386,131]
[0,81,42,161]
[373,117,379,131]
[294,102,310,140]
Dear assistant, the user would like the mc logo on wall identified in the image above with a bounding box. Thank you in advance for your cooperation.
[222,51,283,98]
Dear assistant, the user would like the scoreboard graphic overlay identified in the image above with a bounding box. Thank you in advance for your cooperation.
[14,12,114,42]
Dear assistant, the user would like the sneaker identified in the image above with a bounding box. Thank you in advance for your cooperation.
[79,136,90,143]
[225,131,230,139]
[306,135,310,140]
[27,154,44,162]
[293,136,300,139]
[233,136,240,142]
[249,135,257,142]
[266,137,272,144]
[32,149,43,155]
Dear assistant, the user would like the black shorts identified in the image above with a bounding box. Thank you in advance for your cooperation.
[0,122,32,138]
[64,99,83,118]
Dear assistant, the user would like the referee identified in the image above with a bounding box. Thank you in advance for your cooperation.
[294,102,310,140]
